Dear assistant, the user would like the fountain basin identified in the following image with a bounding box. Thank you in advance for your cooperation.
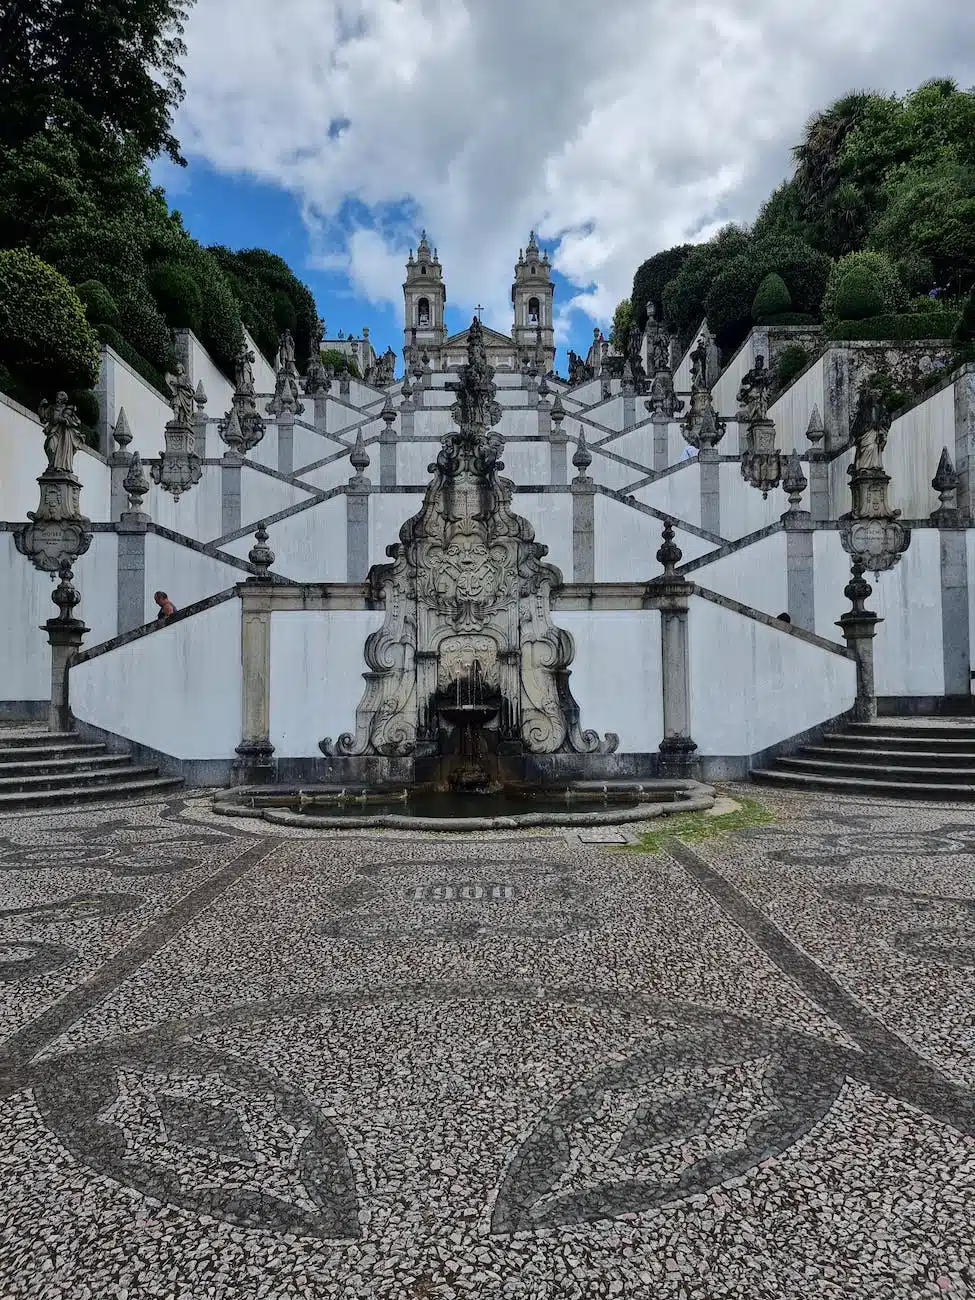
[213,779,715,831]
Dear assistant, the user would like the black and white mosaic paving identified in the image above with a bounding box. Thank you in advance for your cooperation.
[0,788,972,1298]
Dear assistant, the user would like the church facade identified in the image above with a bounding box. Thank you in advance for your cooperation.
[402,231,556,374]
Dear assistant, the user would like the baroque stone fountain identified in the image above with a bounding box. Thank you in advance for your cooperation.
[216,320,713,829]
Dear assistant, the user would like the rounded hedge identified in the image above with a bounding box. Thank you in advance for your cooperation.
[148,260,203,331]
[833,267,885,321]
[0,248,100,391]
[752,273,792,321]
[826,311,960,341]
[821,251,907,325]
[75,279,119,328]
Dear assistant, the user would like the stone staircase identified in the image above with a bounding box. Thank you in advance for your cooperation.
[750,718,975,800]
[0,729,183,811]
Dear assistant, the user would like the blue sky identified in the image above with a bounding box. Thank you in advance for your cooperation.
[157,158,601,371]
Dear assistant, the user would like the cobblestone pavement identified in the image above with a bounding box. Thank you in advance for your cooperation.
[0,786,972,1299]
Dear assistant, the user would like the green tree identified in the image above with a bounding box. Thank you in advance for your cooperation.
[630,246,693,331]
[661,225,751,342]
[833,266,885,320]
[869,162,975,297]
[704,238,829,353]
[0,0,194,164]
[609,298,633,352]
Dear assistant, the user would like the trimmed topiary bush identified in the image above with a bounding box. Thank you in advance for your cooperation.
[114,281,174,372]
[833,267,885,321]
[826,311,960,341]
[72,389,100,429]
[752,273,792,321]
[0,248,100,391]
[148,260,203,331]
[821,251,907,326]
[75,279,119,329]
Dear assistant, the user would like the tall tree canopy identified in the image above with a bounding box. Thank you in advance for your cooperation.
[0,0,193,164]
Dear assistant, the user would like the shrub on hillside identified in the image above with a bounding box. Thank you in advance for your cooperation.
[752,273,792,321]
[322,348,360,378]
[0,249,100,391]
[774,344,812,390]
[704,239,830,353]
[148,260,203,331]
[826,311,960,341]
[97,323,171,398]
[75,279,119,328]
[821,251,907,325]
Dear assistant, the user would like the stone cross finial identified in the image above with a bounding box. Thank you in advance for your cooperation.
[805,405,825,447]
[572,429,592,477]
[931,447,959,524]
[781,449,808,511]
[349,430,370,476]
[112,407,133,454]
[247,523,275,582]
[122,451,149,513]
[656,517,682,574]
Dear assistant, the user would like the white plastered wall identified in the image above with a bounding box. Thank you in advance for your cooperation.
[143,534,242,624]
[555,611,662,751]
[689,595,856,755]
[691,531,788,616]
[71,595,241,758]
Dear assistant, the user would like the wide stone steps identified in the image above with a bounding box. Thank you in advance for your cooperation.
[750,717,975,801]
[0,730,183,810]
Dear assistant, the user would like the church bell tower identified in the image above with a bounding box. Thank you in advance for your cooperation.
[511,231,555,371]
[403,231,446,368]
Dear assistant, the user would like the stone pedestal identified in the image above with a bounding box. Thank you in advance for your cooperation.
[42,564,88,734]
[646,522,698,777]
[807,447,829,522]
[836,563,881,722]
[235,587,275,784]
[346,477,371,581]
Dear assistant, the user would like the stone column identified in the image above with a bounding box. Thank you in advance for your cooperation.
[314,392,328,434]
[277,410,295,476]
[44,563,89,734]
[953,366,975,524]
[346,433,372,581]
[116,518,147,634]
[652,414,669,473]
[698,445,721,536]
[221,451,242,536]
[783,512,816,631]
[570,433,595,582]
[379,396,398,487]
[94,344,116,457]
[803,406,829,521]
[235,587,274,784]
[646,520,697,776]
[399,381,416,439]
[836,561,881,722]
[940,525,971,700]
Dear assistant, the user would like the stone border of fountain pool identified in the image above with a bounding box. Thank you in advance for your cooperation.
[212,780,716,832]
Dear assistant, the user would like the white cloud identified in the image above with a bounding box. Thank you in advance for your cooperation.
[176,0,975,329]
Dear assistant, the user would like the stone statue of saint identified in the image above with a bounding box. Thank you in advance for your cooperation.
[852,382,892,472]
[690,339,708,390]
[374,347,396,387]
[650,333,669,373]
[235,344,257,398]
[277,329,296,371]
[736,355,771,424]
[40,392,85,475]
[165,363,195,426]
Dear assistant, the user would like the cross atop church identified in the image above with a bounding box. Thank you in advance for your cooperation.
[474,304,484,319]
